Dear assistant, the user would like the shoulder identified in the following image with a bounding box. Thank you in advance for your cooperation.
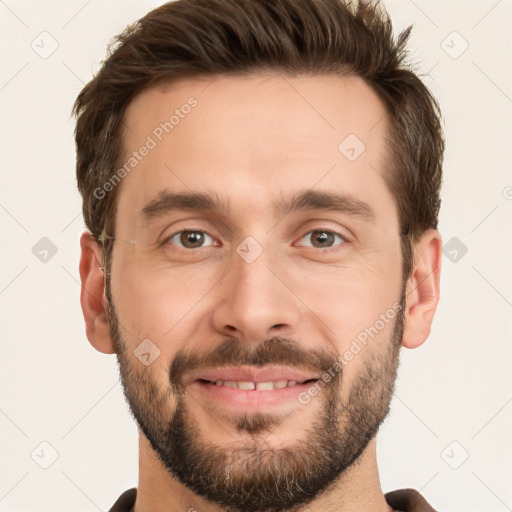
[385,488,438,512]
[108,488,137,512]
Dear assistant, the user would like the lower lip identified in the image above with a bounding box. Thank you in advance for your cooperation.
[190,380,317,411]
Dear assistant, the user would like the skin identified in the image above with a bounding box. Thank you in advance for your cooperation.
[79,72,442,512]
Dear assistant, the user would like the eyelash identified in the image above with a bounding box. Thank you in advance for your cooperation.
[162,228,347,251]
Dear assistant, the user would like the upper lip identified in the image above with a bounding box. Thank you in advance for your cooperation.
[185,366,321,385]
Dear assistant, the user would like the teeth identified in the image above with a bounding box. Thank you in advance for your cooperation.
[256,381,274,391]
[209,379,305,390]
[238,381,256,390]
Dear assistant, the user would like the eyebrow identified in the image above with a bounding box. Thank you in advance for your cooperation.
[140,191,229,220]
[139,189,375,222]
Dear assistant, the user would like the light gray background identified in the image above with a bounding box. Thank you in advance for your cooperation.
[0,0,511,510]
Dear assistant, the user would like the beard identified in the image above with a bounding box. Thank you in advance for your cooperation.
[107,280,404,512]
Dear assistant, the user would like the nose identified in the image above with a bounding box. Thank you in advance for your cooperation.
[211,248,302,344]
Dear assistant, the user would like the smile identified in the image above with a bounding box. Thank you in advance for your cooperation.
[198,378,318,390]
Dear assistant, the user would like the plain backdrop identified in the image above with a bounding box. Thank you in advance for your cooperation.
[0,0,511,510]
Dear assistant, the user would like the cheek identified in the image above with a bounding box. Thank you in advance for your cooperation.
[290,256,402,343]
[111,251,222,344]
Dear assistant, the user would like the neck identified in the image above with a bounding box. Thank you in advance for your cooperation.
[134,434,393,512]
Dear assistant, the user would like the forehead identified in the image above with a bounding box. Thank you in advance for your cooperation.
[117,72,394,228]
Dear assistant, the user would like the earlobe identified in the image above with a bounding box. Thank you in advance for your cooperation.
[402,230,442,349]
[79,231,115,354]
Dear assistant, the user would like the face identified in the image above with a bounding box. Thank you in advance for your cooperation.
[107,73,405,510]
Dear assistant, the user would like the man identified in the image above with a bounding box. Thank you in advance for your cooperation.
[74,0,444,510]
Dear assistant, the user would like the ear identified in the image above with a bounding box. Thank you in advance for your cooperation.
[79,232,115,354]
[402,230,442,349]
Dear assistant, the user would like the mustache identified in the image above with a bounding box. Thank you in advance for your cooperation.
[169,337,339,391]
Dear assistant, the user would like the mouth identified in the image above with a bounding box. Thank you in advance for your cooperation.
[186,366,321,411]
[186,365,321,387]
[196,378,318,390]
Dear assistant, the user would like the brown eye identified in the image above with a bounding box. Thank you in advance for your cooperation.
[167,230,215,249]
[299,230,345,249]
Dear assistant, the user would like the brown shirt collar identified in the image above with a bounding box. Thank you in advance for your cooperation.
[108,487,437,511]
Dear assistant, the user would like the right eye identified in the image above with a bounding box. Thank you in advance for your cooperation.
[163,230,220,249]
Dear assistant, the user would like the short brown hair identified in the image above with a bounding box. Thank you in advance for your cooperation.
[73,0,444,278]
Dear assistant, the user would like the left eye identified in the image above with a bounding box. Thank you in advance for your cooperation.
[297,230,346,249]
[166,230,216,249]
